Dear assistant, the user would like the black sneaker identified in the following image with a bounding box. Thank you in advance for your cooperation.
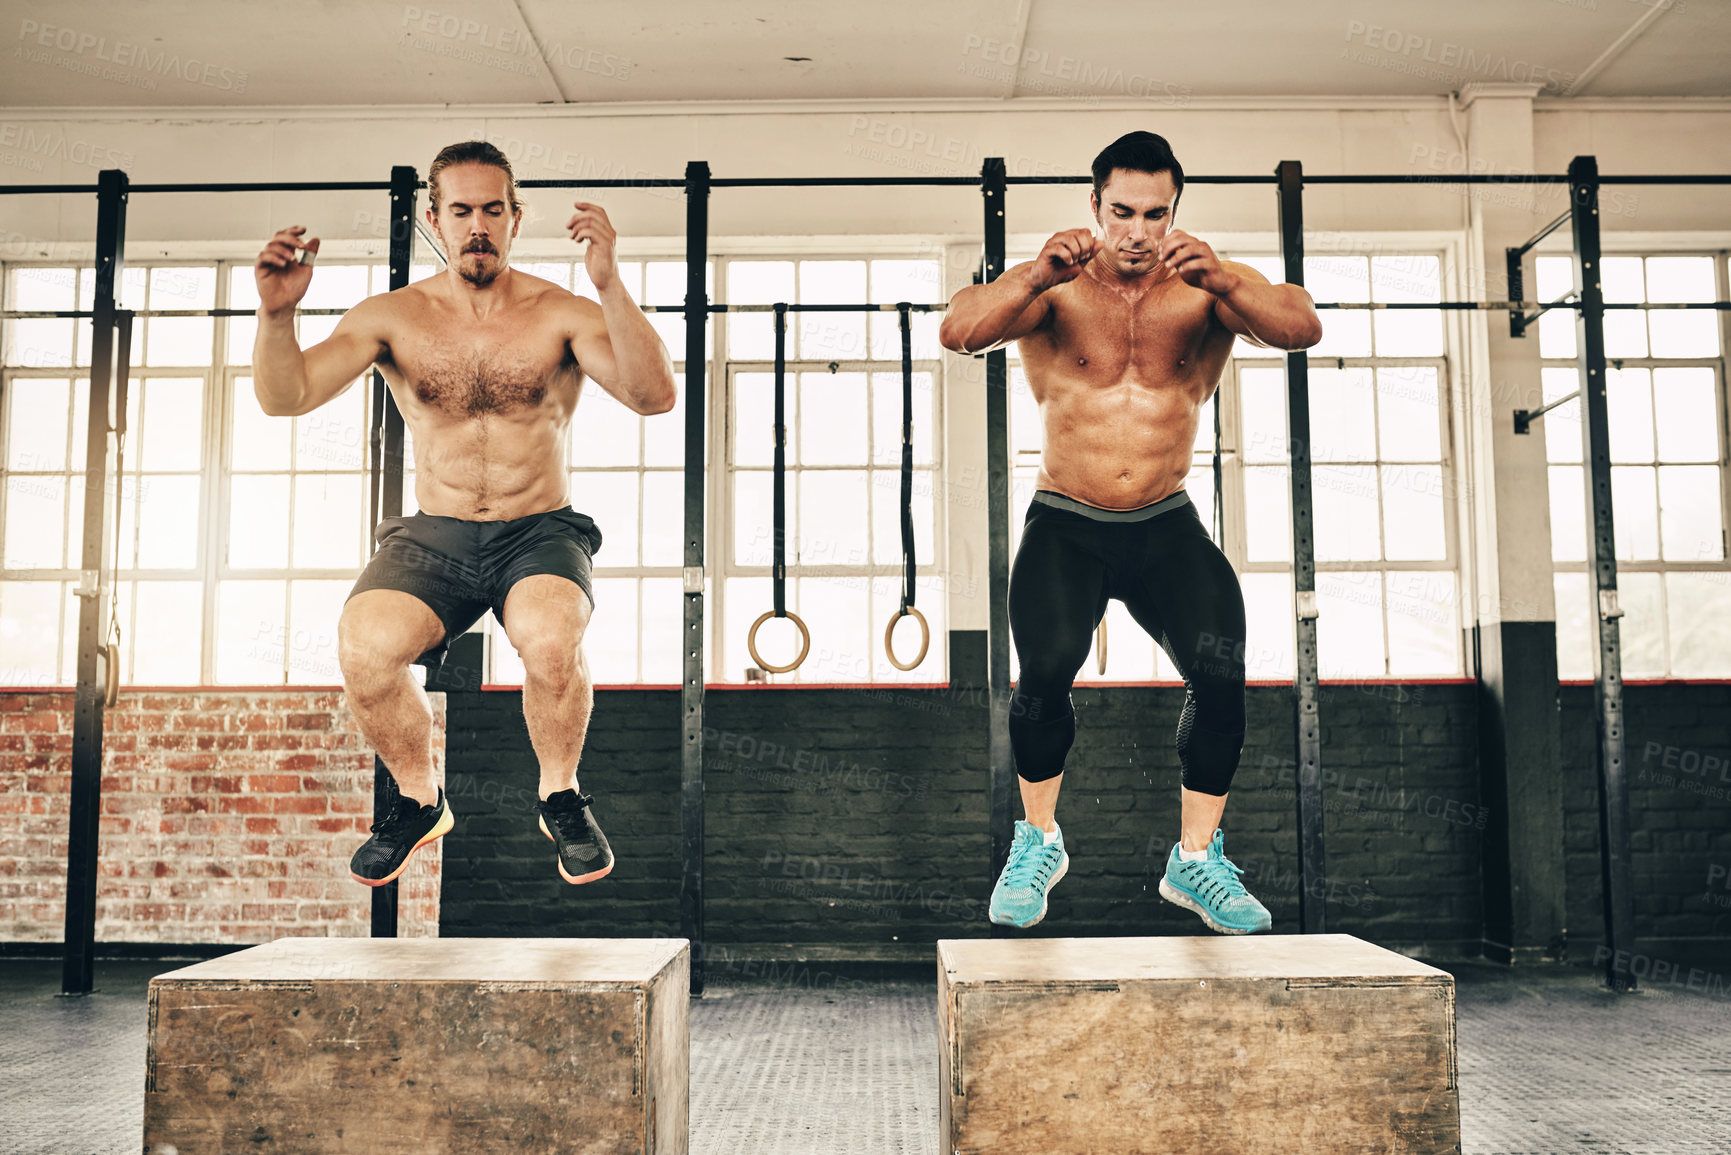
[349,788,454,887]
[537,789,615,884]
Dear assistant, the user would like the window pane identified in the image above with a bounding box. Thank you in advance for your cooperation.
[1303,257,1371,358]
[291,474,366,569]
[573,471,639,567]
[1385,571,1457,676]
[795,574,867,682]
[724,575,770,679]
[1536,256,1576,360]
[231,377,292,471]
[799,371,867,466]
[872,372,935,466]
[1657,465,1723,563]
[1312,465,1380,562]
[5,319,74,367]
[727,260,794,361]
[1316,570,1385,678]
[229,474,291,568]
[1308,368,1376,462]
[1380,465,1446,561]
[1370,255,1442,357]
[641,470,682,568]
[300,264,368,310]
[1553,573,1592,680]
[125,581,202,684]
[872,575,944,681]
[732,372,792,468]
[571,386,641,467]
[0,581,62,683]
[1619,571,1665,678]
[1082,598,1155,683]
[1606,369,1654,464]
[1646,256,1719,357]
[144,318,214,367]
[1244,465,1291,562]
[286,580,348,683]
[1548,465,1586,563]
[585,576,639,684]
[1601,257,1648,358]
[798,260,867,360]
[136,378,204,471]
[3,475,66,569]
[136,475,200,569]
[215,580,286,684]
[229,266,261,311]
[1376,366,1440,461]
[1666,573,1731,677]
[1240,572,1295,681]
[1009,368,1042,456]
[6,377,71,471]
[798,470,868,566]
[150,266,214,309]
[642,374,686,468]
[732,471,777,566]
[296,389,367,472]
[1610,466,1659,561]
[1240,368,1287,464]
[1652,367,1718,462]
[639,576,682,684]
[1541,368,1582,465]
[13,267,75,310]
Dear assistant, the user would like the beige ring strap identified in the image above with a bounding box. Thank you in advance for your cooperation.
[883,606,931,672]
[748,610,811,674]
[1095,618,1108,676]
[103,641,120,707]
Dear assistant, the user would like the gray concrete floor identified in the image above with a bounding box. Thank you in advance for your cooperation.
[2,957,1728,1154]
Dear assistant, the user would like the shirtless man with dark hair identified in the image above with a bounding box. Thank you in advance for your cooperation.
[252,140,676,889]
[941,130,1322,934]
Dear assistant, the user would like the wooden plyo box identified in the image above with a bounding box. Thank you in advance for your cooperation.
[144,937,688,1155]
[938,934,1459,1155]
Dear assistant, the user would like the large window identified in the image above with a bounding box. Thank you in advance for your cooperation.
[1008,251,1459,682]
[718,257,946,684]
[1539,253,1731,679]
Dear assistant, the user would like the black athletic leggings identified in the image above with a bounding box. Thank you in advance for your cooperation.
[1008,489,1247,796]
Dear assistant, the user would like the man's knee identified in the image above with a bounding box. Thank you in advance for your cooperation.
[516,632,581,687]
[338,600,427,688]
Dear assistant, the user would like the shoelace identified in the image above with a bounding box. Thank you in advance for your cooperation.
[1001,836,1061,889]
[544,794,592,841]
[1184,852,1250,901]
[369,792,426,837]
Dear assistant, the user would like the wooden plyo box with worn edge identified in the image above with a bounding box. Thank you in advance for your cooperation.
[143,937,688,1155]
[938,934,1459,1155]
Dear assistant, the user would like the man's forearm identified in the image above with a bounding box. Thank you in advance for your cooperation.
[941,264,1044,354]
[597,282,677,411]
[1219,280,1322,350]
[253,311,310,415]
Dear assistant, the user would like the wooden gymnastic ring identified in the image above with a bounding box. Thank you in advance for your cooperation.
[748,610,810,674]
[883,606,930,672]
[103,641,120,707]
[1095,618,1107,676]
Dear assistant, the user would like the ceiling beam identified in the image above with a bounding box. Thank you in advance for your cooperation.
[501,0,569,104]
[1562,0,1675,97]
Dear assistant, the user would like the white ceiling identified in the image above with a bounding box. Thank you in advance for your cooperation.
[0,0,1727,108]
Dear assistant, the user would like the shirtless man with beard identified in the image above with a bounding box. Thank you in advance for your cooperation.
[941,131,1322,934]
[253,141,676,889]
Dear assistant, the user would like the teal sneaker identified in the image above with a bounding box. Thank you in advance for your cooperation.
[1158,829,1272,934]
[989,820,1069,928]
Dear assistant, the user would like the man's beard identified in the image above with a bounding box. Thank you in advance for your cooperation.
[459,249,499,287]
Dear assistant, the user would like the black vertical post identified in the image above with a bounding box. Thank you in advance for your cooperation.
[369,164,418,939]
[980,158,1014,900]
[1570,155,1636,992]
[1275,160,1326,934]
[62,169,128,995]
[681,160,710,994]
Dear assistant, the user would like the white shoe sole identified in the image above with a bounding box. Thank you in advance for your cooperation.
[990,851,1069,928]
[1158,876,1265,935]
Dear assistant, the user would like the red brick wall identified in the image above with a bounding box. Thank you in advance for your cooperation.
[0,690,444,944]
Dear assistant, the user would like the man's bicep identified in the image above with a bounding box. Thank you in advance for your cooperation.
[1213,261,1271,343]
[567,298,619,387]
[302,301,389,408]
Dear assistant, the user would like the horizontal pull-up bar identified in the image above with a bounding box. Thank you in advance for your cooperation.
[0,183,100,196]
